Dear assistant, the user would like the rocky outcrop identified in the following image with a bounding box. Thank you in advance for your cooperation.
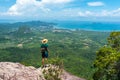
[0,62,85,80]
[0,62,45,80]
[61,70,85,80]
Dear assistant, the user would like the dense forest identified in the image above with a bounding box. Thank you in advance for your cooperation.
[93,32,120,80]
[0,21,111,80]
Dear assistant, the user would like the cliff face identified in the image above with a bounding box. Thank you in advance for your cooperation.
[0,62,85,80]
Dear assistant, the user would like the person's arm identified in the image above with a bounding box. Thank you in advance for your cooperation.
[46,44,49,53]
[46,48,49,53]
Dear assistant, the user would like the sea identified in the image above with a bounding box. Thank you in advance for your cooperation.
[56,21,120,32]
[0,20,120,32]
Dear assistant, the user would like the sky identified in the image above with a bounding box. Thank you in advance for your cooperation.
[0,0,120,22]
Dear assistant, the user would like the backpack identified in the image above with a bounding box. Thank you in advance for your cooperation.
[41,44,47,52]
[41,47,46,52]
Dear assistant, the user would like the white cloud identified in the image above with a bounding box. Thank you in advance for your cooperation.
[78,12,86,17]
[3,0,72,16]
[41,0,72,4]
[78,11,94,17]
[6,0,47,16]
[99,8,120,17]
[87,2,104,7]
[111,8,120,16]
[78,8,120,17]
[0,0,120,20]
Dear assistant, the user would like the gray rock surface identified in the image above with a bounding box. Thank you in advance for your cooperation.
[0,62,85,80]
[0,62,45,80]
[61,70,85,80]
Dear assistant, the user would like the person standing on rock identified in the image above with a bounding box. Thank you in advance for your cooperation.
[40,39,49,66]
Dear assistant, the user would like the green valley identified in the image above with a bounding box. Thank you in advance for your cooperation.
[0,21,110,80]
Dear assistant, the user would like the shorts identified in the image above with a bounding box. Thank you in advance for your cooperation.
[42,52,48,58]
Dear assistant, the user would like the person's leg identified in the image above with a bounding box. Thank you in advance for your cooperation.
[45,58,48,64]
[45,52,48,64]
[42,58,45,65]
[42,52,45,65]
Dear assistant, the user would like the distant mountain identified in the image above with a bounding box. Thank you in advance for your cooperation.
[0,21,56,34]
[0,20,56,28]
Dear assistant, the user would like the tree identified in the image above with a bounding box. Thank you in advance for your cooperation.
[93,32,120,80]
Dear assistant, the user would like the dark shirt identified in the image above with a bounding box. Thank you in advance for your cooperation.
[41,43,48,52]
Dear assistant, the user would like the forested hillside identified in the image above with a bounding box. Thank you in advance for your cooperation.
[0,21,110,79]
[93,32,120,80]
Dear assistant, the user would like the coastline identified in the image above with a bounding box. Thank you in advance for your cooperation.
[56,21,120,32]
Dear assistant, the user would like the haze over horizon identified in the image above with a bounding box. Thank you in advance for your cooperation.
[0,0,120,22]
